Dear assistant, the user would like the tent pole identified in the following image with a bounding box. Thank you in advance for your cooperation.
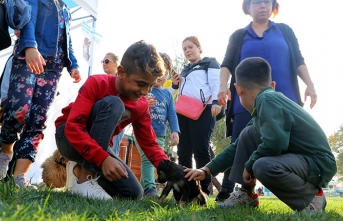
[88,16,96,76]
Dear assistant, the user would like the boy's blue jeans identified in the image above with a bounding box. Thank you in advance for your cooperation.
[55,96,143,200]
[111,128,126,155]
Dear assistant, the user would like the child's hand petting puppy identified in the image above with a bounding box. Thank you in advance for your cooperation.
[101,156,128,181]
[184,167,207,181]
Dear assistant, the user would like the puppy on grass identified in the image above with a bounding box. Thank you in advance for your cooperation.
[41,149,69,189]
[157,159,208,207]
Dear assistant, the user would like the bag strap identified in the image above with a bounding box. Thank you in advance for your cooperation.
[203,95,212,107]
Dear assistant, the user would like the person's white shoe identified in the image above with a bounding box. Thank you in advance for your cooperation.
[219,188,259,209]
[0,151,12,179]
[65,161,78,191]
[71,175,112,200]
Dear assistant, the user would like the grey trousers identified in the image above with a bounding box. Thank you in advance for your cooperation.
[229,125,320,211]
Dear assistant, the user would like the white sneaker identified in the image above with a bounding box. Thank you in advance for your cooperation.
[65,161,78,191]
[71,175,112,200]
[218,188,259,209]
[0,151,13,179]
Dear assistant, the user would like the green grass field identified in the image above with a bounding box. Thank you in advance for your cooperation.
[1,182,342,221]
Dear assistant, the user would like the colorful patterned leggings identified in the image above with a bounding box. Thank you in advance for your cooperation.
[0,57,62,162]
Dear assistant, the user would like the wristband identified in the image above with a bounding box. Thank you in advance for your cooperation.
[199,167,209,177]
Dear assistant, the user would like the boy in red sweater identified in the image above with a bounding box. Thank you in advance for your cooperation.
[55,40,170,200]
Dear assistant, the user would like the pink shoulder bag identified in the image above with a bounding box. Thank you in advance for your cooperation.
[175,93,212,120]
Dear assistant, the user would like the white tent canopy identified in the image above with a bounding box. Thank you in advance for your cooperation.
[72,0,98,19]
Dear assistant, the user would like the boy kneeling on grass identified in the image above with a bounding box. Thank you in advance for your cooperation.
[185,57,337,212]
[54,40,170,200]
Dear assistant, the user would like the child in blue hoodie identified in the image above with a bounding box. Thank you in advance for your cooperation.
[136,52,180,197]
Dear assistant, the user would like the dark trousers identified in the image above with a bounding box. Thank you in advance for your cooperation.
[177,105,215,195]
[230,125,320,211]
[222,111,252,191]
[55,96,143,200]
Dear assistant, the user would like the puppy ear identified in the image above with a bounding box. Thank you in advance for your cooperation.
[162,159,170,166]
[158,159,168,170]
[53,149,63,160]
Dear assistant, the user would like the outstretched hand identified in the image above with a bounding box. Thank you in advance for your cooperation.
[184,168,206,181]
[101,156,128,182]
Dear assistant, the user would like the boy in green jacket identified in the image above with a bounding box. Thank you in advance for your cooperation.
[185,57,337,212]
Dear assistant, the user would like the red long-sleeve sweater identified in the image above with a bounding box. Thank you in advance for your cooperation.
[55,74,169,168]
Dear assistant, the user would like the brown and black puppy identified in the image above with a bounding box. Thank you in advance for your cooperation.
[157,159,207,207]
[41,149,69,189]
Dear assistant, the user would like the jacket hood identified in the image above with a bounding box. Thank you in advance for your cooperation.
[183,57,218,72]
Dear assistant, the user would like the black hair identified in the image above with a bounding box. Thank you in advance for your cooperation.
[235,57,271,90]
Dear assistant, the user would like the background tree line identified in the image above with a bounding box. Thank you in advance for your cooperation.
[328,125,343,182]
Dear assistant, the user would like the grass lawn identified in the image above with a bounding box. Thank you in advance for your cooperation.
[1,182,343,221]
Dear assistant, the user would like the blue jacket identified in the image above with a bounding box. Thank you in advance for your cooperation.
[5,0,31,30]
[16,0,78,72]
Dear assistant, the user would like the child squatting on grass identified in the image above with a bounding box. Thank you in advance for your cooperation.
[54,40,170,200]
[185,57,337,212]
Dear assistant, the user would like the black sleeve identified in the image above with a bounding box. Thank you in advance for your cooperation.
[278,23,305,67]
[220,29,244,72]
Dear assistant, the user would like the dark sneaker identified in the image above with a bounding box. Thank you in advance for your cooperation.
[219,188,259,209]
[144,188,159,198]
[215,188,231,202]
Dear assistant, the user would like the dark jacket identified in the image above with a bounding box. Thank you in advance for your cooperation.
[221,22,305,137]
[207,87,337,188]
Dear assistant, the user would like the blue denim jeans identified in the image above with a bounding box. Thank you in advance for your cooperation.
[55,96,143,200]
[111,128,126,155]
